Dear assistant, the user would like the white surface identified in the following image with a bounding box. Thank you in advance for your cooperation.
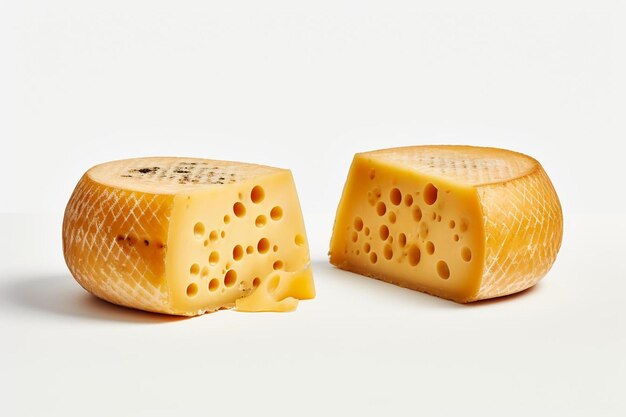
[1,1,625,416]
[1,214,625,416]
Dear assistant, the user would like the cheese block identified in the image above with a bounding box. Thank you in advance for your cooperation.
[329,146,563,302]
[62,157,315,316]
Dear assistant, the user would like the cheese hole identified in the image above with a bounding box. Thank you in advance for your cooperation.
[388,212,396,224]
[224,270,237,287]
[270,206,283,221]
[190,264,200,275]
[355,250,360,255]
[437,261,450,279]
[203,239,209,247]
[193,222,205,239]
[273,260,284,270]
[251,186,265,203]
[376,201,387,216]
[223,215,231,224]
[449,220,456,229]
[209,278,219,291]
[460,219,469,232]
[186,283,198,297]
[257,238,270,254]
[209,251,220,265]
[246,245,254,254]
[404,194,414,207]
[398,233,407,248]
[273,245,279,252]
[252,277,261,288]
[431,212,437,221]
[383,244,393,260]
[354,217,364,231]
[426,241,435,255]
[267,276,280,293]
[233,245,244,261]
[209,230,218,242]
[369,169,376,179]
[364,243,371,253]
[351,231,358,242]
[408,245,421,266]
[390,188,402,205]
[437,215,442,222]
[295,234,305,246]
[201,267,209,278]
[379,225,390,241]
[454,234,460,242]
[255,215,267,228]
[423,183,438,205]
[462,247,472,262]
[369,252,378,264]
[233,202,246,218]
[413,206,423,222]
[368,188,381,206]
[364,227,370,236]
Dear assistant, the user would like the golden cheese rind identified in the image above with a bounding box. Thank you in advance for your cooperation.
[63,173,174,314]
[329,146,563,303]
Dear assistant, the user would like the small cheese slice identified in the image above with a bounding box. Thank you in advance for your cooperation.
[235,267,316,312]
[63,157,315,316]
[329,146,563,302]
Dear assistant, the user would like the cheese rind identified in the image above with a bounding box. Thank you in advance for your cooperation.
[63,157,314,316]
[329,146,563,302]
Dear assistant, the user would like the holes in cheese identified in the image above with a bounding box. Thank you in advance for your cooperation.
[250,185,265,204]
[233,202,246,218]
[193,222,205,239]
[270,206,283,221]
[186,283,199,297]
[224,269,237,287]
[209,251,220,265]
[233,245,244,261]
[255,215,267,228]
[257,238,270,254]
[329,145,563,303]
[62,157,315,316]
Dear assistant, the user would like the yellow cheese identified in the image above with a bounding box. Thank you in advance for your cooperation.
[235,268,315,312]
[62,157,315,316]
[329,146,563,302]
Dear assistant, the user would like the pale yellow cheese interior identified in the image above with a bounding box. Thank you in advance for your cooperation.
[165,169,313,314]
[63,157,315,316]
[330,146,563,302]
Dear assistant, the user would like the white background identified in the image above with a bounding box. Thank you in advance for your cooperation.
[1,1,625,416]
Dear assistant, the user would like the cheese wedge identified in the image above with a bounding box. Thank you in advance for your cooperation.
[62,157,315,316]
[329,146,563,302]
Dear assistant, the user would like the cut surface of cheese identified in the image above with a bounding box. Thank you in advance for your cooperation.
[329,146,563,302]
[63,157,315,316]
